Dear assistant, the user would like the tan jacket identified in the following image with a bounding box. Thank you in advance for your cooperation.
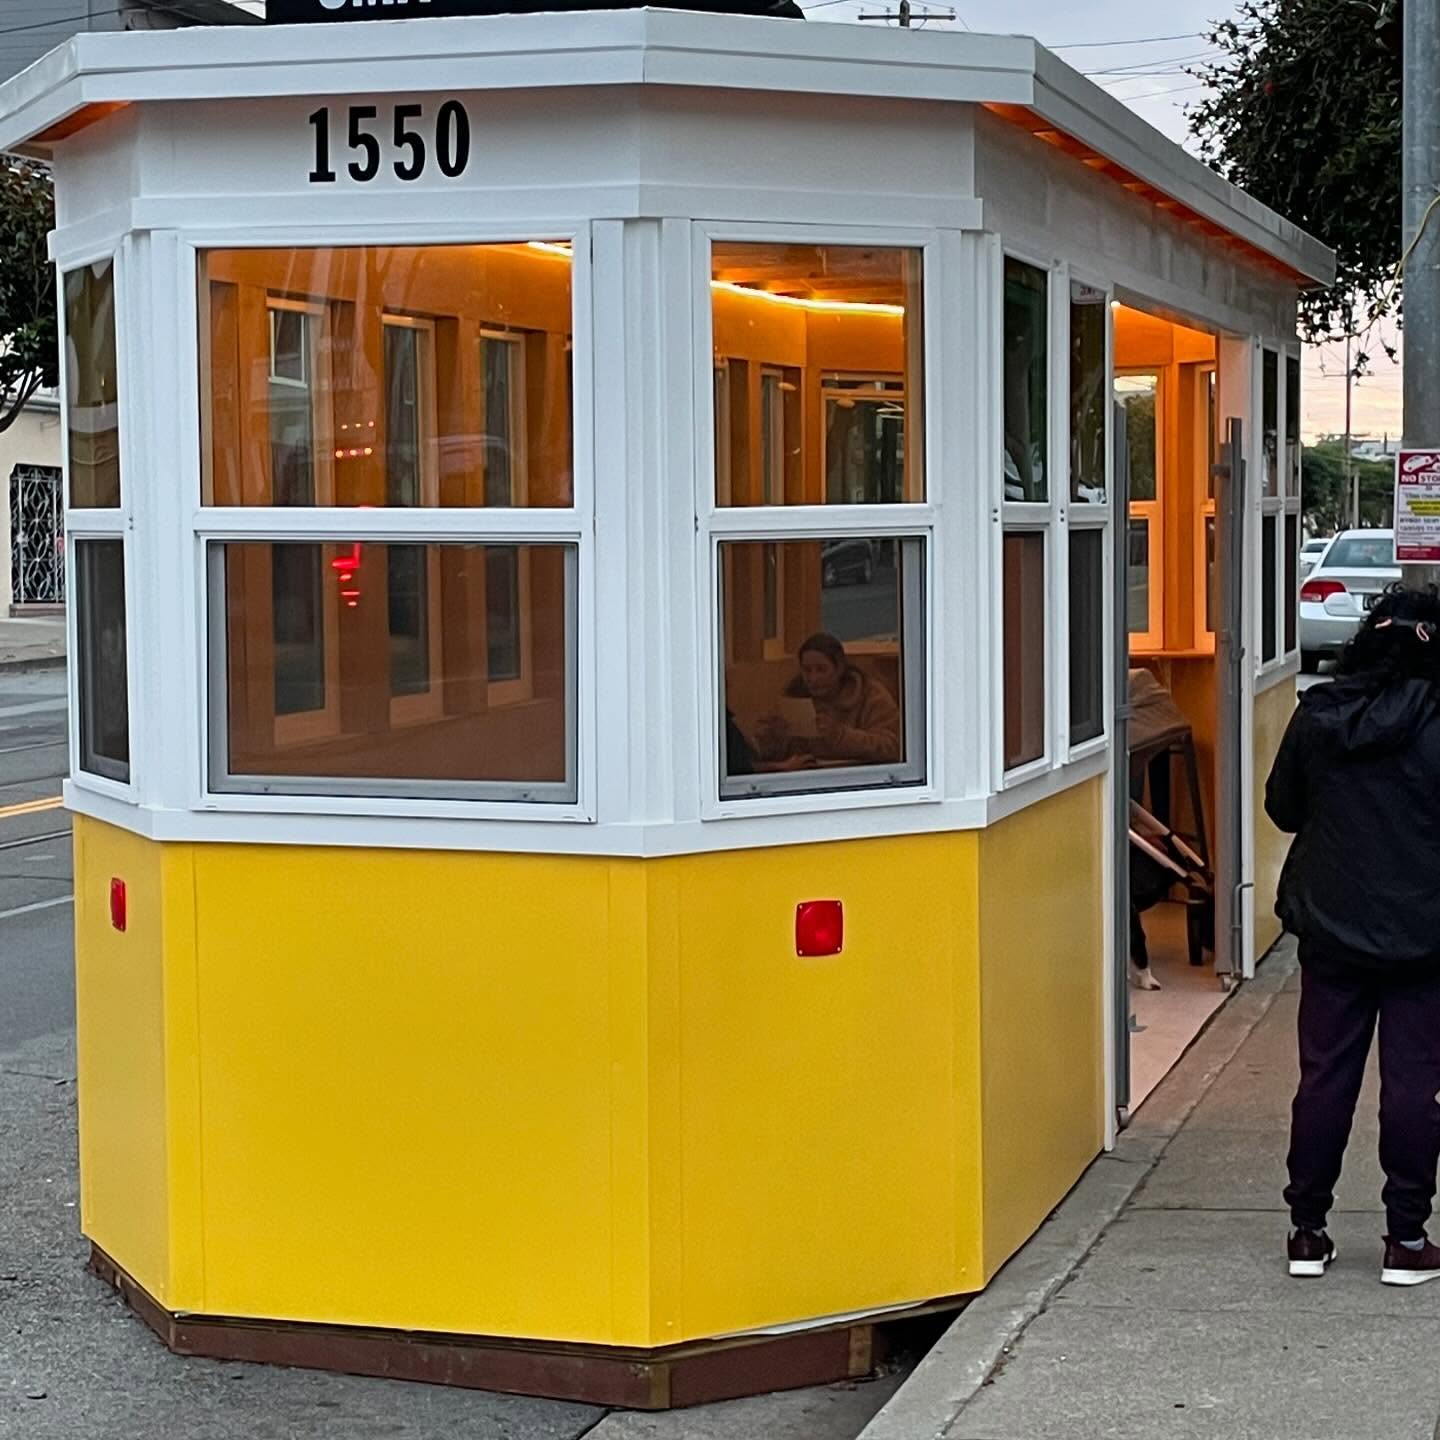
[786,666,901,765]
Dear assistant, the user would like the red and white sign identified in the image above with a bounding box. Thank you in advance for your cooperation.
[1395,451,1440,562]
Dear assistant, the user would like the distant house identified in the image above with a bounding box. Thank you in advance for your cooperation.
[0,0,258,613]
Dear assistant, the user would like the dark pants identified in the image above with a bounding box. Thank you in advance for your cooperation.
[1286,962,1440,1241]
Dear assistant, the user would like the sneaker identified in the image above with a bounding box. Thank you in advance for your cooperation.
[1381,1236,1440,1286]
[1288,1228,1337,1277]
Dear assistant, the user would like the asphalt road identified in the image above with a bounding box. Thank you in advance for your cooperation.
[0,665,905,1440]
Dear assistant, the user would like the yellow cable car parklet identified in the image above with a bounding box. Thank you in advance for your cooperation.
[0,0,1333,1407]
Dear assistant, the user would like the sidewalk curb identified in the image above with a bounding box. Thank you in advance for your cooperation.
[856,941,1299,1440]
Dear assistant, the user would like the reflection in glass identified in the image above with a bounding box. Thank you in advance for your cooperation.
[1004,531,1046,769]
[1004,259,1048,503]
[1127,520,1151,635]
[1115,373,1159,502]
[1263,348,1279,497]
[1205,515,1218,635]
[201,243,573,507]
[76,539,129,781]
[711,243,923,506]
[1285,514,1299,653]
[383,322,433,701]
[215,541,574,797]
[1069,282,1107,504]
[1206,366,1218,500]
[1286,354,1302,497]
[1069,529,1105,746]
[719,537,922,795]
[65,260,121,509]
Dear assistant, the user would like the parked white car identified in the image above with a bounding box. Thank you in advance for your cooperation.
[1298,529,1399,672]
[1297,536,1331,581]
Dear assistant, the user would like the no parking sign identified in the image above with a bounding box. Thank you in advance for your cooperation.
[1395,450,1440,562]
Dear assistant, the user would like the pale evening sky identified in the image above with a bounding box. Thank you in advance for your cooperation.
[799,0,1401,445]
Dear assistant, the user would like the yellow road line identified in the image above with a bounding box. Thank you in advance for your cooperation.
[0,796,64,821]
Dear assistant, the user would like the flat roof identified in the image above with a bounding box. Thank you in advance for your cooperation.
[0,8,1335,287]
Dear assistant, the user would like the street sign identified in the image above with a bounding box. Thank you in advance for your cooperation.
[1395,450,1440,562]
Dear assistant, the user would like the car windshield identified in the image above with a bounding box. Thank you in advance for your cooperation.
[1325,536,1395,569]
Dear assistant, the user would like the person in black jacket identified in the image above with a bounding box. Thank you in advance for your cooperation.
[1267,585,1440,1286]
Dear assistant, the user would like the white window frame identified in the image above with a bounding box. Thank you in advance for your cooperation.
[1256,341,1301,684]
[997,245,1059,788]
[1063,273,1113,763]
[694,222,938,818]
[192,227,592,815]
[63,246,137,800]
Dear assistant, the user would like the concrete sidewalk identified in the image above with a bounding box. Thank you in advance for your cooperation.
[863,941,1440,1440]
[0,615,65,672]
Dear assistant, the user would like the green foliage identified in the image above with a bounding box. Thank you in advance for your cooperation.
[1302,443,1394,532]
[0,160,56,435]
[1189,0,1402,344]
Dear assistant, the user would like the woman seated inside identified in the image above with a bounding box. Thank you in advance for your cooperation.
[746,632,902,770]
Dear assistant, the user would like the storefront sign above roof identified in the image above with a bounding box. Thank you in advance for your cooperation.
[266,0,804,22]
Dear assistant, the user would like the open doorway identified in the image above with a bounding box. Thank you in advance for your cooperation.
[1113,303,1231,1110]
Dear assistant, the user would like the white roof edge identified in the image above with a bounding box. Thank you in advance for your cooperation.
[0,8,1334,286]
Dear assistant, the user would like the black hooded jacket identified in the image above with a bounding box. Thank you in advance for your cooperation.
[1266,673,1440,973]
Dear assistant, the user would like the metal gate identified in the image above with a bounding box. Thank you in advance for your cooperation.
[9,465,64,606]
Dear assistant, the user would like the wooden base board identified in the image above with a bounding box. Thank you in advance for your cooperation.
[88,1246,965,1410]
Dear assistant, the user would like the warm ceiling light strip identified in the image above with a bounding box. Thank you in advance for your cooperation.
[709,280,904,317]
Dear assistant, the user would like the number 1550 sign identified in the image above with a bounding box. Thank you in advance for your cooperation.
[309,101,471,183]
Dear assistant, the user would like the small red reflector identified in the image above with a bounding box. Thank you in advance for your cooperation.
[1301,578,1346,603]
[796,900,843,957]
[109,878,126,933]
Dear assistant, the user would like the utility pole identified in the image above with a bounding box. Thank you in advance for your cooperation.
[1401,0,1440,584]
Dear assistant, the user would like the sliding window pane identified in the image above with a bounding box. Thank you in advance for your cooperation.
[1263,348,1279,498]
[1262,515,1279,663]
[65,260,121,509]
[213,541,575,800]
[711,243,923,506]
[720,537,924,796]
[1004,259,1048,503]
[1285,514,1299,654]
[1069,529,1105,746]
[76,539,129,782]
[1004,531,1046,770]
[1286,354,1302,497]
[201,244,574,507]
[1069,282,1107,504]
[1116,374,1159,502]
[1127,520,1151,635]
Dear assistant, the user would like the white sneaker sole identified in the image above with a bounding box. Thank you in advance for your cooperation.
[1380,1265,1440,1286]
[1289,1248,1336,1278]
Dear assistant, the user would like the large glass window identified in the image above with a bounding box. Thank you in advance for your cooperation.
[211,541,576,799]
[1285,353,1302,498]
[1069,282,1107,505]
[1003,531,1046,770]
[718,538,924,798]
[1004,259,1048,503]
[711,243,923,506]
[76,539,129,783]
[1262,514,1279,664]
[200,242,583,803]
[65,260,121,510]
[201,244,573,507]
[1117,372,1162,645]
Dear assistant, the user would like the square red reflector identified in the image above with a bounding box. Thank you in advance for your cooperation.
[109,878,126,933]
[796,900,843,957]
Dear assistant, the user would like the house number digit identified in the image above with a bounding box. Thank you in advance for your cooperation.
[307,102,472,184]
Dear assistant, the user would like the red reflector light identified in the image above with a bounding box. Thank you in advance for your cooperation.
[109,878,126,933]
[1301,578,1347,603]
[796,900,844,957]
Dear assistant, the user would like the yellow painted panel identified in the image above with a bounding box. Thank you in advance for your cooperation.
[73,817,172,1302]
[189,844,637,1342]
[978,781,1106,1277]
[1253,679,1296,961]
[666,834,981,1339]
